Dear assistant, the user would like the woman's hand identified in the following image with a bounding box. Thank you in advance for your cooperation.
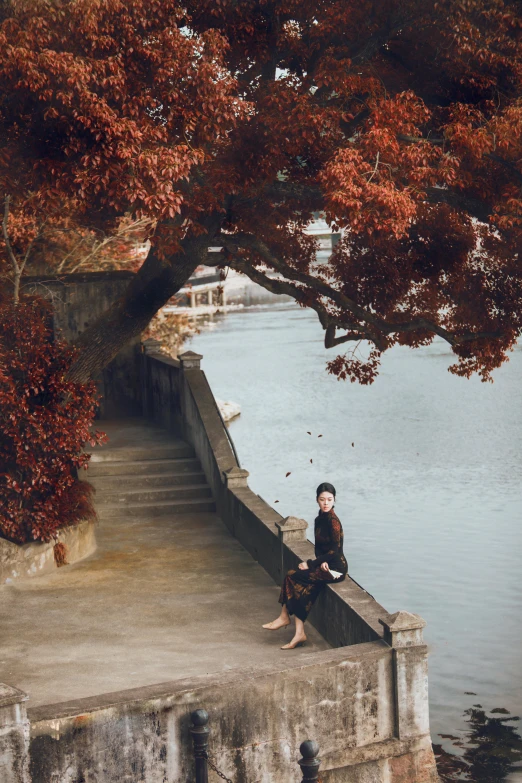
[298,562,309,570]
[320,562,330,572]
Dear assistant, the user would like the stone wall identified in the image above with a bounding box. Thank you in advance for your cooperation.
[0,521,96,585]
[0,686,29,783]
[1,619,437,783]
[24,272,142,417]
[13,636,436,783]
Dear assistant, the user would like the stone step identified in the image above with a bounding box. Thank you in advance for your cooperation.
[86,457,201,478]
[98,497,216,518]
[89,442,194,464]
[88,471,207,490]
[95,484,213,505]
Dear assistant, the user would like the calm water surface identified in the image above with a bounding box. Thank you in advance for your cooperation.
[186,304,522,774]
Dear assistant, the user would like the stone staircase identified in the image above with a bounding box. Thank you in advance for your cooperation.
[86,419,216,517]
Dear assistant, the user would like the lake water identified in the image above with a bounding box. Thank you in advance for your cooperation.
[185,303,522,778]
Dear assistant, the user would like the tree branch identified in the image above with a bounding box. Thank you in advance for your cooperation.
[223,250,375,347]
[424,187,492,224]
[218,232,505,349]
[2,196,20,273]
[3,196,23,304]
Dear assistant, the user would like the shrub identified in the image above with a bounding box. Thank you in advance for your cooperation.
[0,295,106,544]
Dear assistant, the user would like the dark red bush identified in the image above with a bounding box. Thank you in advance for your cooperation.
[0,295,106,544]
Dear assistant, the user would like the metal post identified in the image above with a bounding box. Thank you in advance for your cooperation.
[298,740,321,783]
[190,709,210,783]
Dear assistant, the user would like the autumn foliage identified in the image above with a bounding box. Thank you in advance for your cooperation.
[0,296,105,545]
[0,0,521,383]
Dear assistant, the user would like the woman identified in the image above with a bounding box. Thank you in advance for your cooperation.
[263,482,348,650]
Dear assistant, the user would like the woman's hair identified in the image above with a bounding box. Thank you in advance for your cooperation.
[316,482,336,499]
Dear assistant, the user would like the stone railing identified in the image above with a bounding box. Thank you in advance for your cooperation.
[143,348,390,648]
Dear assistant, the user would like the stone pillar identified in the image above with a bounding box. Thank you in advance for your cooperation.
[275,516,308,544]
[0,684,29,783]
[223,467,249,488]
[379,611,430,740]
[142,337,163,355]
[179,351,203,371]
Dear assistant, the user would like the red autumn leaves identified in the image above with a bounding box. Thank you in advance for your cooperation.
[0,296,105,544]
[0,0,520,387]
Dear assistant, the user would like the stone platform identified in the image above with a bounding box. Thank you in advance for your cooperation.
[0,422,329,709]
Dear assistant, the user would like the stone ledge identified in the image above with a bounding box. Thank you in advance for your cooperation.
[28,641,389,722]
[0,520,96,584]
[0,682,28,708]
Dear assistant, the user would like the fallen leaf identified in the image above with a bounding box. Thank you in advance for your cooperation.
[274,500,279,503]
[310,459,313,463]
[285,472,291,477]
[464,692,477,696]
[307,431,311,435]
[351,442,354,447]
[318,434,323,438]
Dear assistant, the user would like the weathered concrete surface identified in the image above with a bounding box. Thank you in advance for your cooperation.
[0,684,29,783]
[0,520,96,585]
[26,642,438,783]
[0,508,329,709]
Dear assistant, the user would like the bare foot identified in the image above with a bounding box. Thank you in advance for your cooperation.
[262,618,291,630]
[281,635,307,650]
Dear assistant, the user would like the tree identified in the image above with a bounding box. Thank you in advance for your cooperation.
[0,296,104,544]
[1,0,521,383]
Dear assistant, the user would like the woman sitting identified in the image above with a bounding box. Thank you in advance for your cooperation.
[263,482,347,649]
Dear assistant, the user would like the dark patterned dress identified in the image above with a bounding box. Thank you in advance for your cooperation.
[278,507,348,622]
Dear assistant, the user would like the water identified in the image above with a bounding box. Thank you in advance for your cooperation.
[185,304,522,779]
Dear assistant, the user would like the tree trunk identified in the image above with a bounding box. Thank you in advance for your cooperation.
[67,239,206,383]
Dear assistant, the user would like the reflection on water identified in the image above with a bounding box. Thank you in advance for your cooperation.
[186,304,522,767]
[434,696,522,782]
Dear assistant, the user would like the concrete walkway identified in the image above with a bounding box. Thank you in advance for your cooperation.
[0,420,329,709]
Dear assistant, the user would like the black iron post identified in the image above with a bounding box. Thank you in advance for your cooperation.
[190,709,210,783]
[298,740,321,783]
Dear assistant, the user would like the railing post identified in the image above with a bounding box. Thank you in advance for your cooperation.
[0,683,30,783]
[298,740,321,783]
[190,709,210,783]
[379,611,430,741]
